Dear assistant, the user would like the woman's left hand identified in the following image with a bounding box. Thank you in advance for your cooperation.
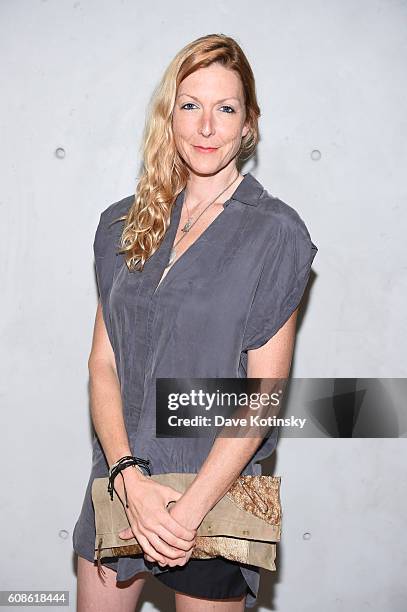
[144,500,201,567]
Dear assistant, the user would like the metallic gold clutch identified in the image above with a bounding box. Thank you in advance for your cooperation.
[92,472,282,572]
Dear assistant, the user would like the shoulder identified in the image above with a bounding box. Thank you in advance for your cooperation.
[98,193,135,226]
[93,194,134,256]
[242,173,312,241]
[245,177,318,271]
[258,189,312,241]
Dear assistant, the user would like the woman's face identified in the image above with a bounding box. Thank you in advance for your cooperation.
[172,63,249,176]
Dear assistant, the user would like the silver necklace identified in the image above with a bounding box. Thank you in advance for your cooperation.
[181,194,200,233]
[167,171,240,267]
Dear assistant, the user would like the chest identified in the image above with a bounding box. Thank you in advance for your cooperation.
[109,201,269,330]
[155,202,226,291]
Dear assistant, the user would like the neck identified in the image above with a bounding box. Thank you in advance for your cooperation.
[184,166,243,207]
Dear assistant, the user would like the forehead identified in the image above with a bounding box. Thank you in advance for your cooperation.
[178,65,244,98]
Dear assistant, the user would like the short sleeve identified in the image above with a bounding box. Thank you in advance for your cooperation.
[93,210,116,307]
[242,215,318,351]
[92,195,133,307]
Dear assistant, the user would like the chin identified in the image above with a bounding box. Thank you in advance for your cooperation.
[184,159,220,176]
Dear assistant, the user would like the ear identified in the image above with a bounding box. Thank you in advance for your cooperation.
[241,123,250,139]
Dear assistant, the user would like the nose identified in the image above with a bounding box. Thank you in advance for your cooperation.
[198,111,215,137]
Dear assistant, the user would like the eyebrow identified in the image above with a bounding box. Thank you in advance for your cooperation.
[177,93,241,104]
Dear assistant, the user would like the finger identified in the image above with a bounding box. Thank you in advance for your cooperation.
[145,554,167,567]
[144,552,168,568]
[138,514,195,549]
[137,533,167,565]
[118,527,135,540]
[157,543,196,568]
[154,523,196,553]
[138,524,185,565]
[166,553,190,567]
[147,532,189,560]
[160,513,197,541]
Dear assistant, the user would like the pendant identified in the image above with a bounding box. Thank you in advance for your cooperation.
[181,219,193,232]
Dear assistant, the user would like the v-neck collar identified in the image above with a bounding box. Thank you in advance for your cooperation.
[174,171,263,210]
[151,172,264,295]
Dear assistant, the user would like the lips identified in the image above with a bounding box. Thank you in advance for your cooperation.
[193,145,218,153]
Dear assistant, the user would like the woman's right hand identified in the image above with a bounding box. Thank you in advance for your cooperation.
[113,467,197,566]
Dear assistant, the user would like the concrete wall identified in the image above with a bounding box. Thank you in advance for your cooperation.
[1,1,406,610]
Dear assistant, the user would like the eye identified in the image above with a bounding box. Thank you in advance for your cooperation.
[220,106,235,114]
[180,103,236,113]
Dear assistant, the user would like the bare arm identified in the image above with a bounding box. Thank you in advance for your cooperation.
[171,308,298,530]
[88,301,197,564]
[88,301,136,467]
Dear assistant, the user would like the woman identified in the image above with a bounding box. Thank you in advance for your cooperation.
[72,33,318,611]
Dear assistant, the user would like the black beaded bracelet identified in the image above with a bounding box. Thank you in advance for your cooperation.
[107,455,151,506]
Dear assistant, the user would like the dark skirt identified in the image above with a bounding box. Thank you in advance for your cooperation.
[148,556,258,600]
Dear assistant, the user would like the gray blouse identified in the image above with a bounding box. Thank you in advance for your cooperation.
[72,171,318,607]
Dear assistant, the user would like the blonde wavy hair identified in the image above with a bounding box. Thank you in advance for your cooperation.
[114,33,261,272]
